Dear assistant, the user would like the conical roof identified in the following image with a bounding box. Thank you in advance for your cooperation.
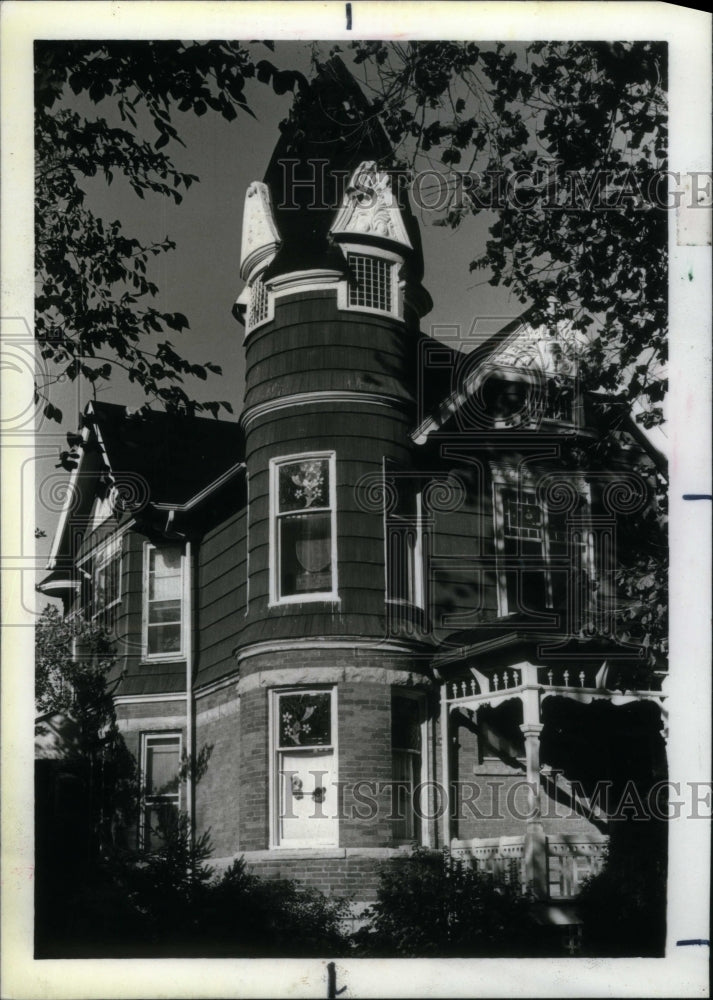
[262,56,425,281]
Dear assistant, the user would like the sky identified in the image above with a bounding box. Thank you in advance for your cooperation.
[33,40,523,556]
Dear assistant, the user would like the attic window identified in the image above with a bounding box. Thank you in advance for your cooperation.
[347,253,393,314]
[248,273,270,330]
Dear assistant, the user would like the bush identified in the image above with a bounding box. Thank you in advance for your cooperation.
[202,858,353,957]
[37,817,353,958]
[355,848,540,957]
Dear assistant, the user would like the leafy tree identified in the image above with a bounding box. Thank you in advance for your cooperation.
[355,848,541,957]
[34,40,279,422]
[337,41,669,663]
[36,40,668,431]
[35,603,137,854]
[344,40,667,429]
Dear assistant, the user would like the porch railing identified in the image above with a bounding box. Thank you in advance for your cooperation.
[452,833,608,900]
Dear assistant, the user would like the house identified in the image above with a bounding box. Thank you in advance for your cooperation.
[37,57,668,922]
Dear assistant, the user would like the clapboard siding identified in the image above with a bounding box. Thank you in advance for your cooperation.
[244,292,419,409]
[195,506,246,685]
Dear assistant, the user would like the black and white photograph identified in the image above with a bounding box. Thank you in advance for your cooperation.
[1,2,710,997]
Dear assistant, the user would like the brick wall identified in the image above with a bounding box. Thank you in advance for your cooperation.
[337,682,393,848]
[244,851,397,901]
[114,699,187,848]
[238,685,270,850]
[194,685,240,857]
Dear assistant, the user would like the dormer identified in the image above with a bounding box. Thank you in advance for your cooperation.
[233,57,432,338]
[233,181,282,329]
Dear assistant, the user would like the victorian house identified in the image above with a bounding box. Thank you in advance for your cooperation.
[38,58,667,925]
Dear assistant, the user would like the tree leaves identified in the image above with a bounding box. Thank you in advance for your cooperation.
[348,40,668,430]
[35,41,270,421]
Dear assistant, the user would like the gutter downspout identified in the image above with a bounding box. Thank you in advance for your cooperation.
[185,539,194,839]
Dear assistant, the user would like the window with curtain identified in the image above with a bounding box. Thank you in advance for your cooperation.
[271,454,337,602]
[274,689,337,846]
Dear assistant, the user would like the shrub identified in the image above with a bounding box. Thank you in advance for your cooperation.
[38,818,354,958]
[202,858,353,958]
[355,848,540,957]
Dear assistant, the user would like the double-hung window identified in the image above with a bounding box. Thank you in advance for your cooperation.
[270,453,338,604]
[272,689,337,847]
[141,733,181,850]
[143,543,187,658]
[495,480,591,626]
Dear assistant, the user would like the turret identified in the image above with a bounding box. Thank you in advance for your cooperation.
[231,58,436,861]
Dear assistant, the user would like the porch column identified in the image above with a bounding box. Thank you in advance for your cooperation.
[519,662,547,898]
[440,692,451,848]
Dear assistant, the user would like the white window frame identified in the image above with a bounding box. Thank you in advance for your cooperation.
[268,686,339,849]
[245,270,275,334]
[491,468,593,619]
[337,244,403,320]
[77,533,123,628]
[391,689,429,846]
[269,451,339,607]
[141,541,190,661]
[140,731,182,850]
[384,471,425,610]
[92,535,122,626]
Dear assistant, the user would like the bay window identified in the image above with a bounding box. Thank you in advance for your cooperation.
[270,453,338,604]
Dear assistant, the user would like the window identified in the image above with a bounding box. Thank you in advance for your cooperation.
[385,473,424,608]
[347,253,393,313]
[143,543,187,658]
[248,272,270,329]
[391,694,423,842]
[270,453,338,604]
[484,374,576,428]
[141,733,181,850]
[495,481,591,625]
[82,538,121,632]
[272,689,337,847]
[539,379,575,423]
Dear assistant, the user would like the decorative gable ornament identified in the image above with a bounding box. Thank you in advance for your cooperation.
[330,161,413,250]
[240,181,282,282]
[486,321,580,378]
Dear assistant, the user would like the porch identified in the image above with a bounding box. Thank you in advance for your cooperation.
[437,640,668,902]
